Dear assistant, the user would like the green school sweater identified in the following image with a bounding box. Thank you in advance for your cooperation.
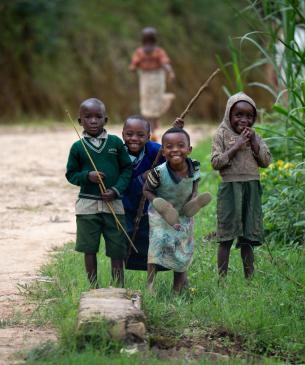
[66,135,132,200]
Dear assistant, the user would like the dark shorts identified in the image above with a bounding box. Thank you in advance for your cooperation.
[217,181,264,247]
[76,213,128,259]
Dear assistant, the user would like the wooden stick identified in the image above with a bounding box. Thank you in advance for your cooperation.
[131,68,220,243]
[66,110,138,253]
[179,68,220,119]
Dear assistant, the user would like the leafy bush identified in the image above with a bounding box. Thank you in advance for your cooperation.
[254,121,289,161]
[262,160,305,245]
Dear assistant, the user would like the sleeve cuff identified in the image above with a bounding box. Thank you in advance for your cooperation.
[111,187,121,198]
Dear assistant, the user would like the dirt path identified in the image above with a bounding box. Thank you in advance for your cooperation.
[0,123,215,364]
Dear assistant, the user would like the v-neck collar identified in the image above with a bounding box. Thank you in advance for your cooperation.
[82,129,108,154]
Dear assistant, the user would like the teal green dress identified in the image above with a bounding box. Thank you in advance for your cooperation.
[147,160,200,272]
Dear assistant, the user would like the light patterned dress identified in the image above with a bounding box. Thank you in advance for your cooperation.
[139,69,174,118]
[147,160,201,272]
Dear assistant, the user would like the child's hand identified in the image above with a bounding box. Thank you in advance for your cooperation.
[245,127,260,155]
[173,117,184,129]
[88,171,105,184]
[173,223,183,231]
[244,127,255,141]
[235,129,249,149]
[142,170,150,180]
[101,189,117,202]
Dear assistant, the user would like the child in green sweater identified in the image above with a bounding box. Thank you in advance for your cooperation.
[66,98,132,287]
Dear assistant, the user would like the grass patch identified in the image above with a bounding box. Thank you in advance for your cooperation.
[21,140,305,364]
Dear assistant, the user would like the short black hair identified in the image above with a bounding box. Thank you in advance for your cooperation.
[161,127,191,145]
[79,98,106,113]
[123,115,150,132]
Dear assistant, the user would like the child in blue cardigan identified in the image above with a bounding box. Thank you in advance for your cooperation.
[122,115,166,270]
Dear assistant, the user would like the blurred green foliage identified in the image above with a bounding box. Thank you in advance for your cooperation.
[0,0,254,121]
[261,160,305,245]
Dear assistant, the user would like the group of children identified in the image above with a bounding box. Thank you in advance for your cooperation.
[66,90,271,293]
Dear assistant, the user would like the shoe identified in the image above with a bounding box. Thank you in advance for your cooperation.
[152,197,179,226]
[182,192,212,217]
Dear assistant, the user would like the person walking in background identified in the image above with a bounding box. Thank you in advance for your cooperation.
[66,98,132,288]
[129,27,175,141]
[211,92,271,279]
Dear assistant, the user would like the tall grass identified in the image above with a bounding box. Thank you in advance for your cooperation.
[218,0,305,160]
[20,140,305,365]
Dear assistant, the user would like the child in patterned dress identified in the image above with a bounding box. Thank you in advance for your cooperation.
[143,127,211,293]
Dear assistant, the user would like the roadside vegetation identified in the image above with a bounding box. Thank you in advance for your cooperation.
[220,0,305,248]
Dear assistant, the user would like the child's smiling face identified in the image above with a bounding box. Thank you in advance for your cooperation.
[122,118,150,154]
[162,132,192,167]
[230,101,256,134]
[78,101,107,137]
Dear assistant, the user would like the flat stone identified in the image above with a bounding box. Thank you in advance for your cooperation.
[77,288,146,344]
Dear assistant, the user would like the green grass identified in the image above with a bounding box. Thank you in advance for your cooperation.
[20,140,305,364]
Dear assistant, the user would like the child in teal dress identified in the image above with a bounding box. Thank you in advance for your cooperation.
[143,127,211,293]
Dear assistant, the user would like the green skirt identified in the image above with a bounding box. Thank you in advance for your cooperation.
[217,181,263,246]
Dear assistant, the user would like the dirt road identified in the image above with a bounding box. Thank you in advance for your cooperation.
[0,123,215,364]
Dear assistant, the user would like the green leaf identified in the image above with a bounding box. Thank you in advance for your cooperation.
[272,104,289,116]
[293,221,305,227]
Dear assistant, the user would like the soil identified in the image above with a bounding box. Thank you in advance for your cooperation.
[0,123,215,364]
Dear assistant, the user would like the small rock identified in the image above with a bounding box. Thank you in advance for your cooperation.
[76,288,146,345]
